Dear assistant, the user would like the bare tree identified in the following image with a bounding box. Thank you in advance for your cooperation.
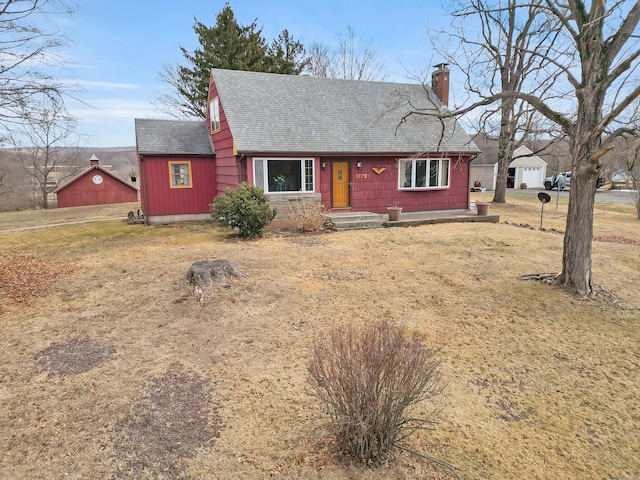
[306,41,337,78]
[11,94,84,209]
[0,0,75,142]
[434,0,564,203]
[0,150,32,211]
[306,27,385,81]
[409,0,640,295]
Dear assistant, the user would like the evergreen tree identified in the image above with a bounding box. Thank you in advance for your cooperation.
[157,3,307,119]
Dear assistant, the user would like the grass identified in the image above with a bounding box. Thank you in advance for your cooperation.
[0,197,638,479]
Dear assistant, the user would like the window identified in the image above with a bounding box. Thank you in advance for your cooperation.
[399,158,450,189]
[253,158,315,193]
[168,161,192,188]
[210,96,220,133]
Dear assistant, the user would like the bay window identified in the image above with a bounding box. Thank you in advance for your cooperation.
[399,158,450,189]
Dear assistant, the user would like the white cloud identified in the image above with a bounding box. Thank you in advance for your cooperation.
[62,79,138,90]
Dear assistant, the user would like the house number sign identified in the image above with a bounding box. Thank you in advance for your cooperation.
[355,173,368,179]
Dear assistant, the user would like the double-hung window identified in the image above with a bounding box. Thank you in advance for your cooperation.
[168,161,192,188]
[399,158,450,189]
[253,158,314,193]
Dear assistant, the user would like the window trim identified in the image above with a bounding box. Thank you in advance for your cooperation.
[168,161,193,189]
[210,96,220,133]
[253,157,315,194]
[398,157,450,190]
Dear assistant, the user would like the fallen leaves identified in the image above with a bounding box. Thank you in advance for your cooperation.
[0,255,76,306]
[594,235,640,245]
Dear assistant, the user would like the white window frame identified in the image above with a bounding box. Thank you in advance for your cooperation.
[398,157,450,190]
[210,96,220,133]
[253,158,315,194]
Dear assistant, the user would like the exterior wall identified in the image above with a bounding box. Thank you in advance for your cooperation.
[139,155,217,217]
[470,164,497,191]
[146,213,212,225]
[318,155,473,214]
[208,78,241,195]
[56,170,138,208]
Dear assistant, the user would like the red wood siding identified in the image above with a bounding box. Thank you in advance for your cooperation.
[56,170,138,208]
[208,80,241,194]
[319,155,472,213]
[139,156,217,216]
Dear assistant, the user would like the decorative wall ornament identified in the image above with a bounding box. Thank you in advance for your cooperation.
[372,167,386,175]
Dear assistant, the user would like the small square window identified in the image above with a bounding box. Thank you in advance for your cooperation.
[168,161,192,188]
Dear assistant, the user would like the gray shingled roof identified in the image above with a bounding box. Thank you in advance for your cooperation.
[212,68,478,155]
[135,119,214,155]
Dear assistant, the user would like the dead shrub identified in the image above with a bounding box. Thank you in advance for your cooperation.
[284,200,329,233]
[308,318,443,465]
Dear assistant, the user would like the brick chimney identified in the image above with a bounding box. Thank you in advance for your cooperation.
[89,154,100,166]
[431,63,450,107]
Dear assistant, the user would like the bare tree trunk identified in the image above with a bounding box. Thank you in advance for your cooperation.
[493,98,516,203]
[493,160,509,203]
[561,170,598,295]
[559,82,604,295]
[40,184,49,209]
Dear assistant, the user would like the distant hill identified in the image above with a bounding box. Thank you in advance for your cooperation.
[78,147,137,178]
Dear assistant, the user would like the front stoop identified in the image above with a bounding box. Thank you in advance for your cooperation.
[325,211,501,231]
[325,212,387,231]
[384,213,500,228]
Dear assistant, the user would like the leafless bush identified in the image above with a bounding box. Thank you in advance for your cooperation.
[284,200,329,233]
[308,319,443,464]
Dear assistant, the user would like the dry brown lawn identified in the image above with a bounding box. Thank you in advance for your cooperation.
[0,196,638,479]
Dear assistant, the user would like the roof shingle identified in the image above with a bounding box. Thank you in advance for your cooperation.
[135,119,214,156]
[211,68,478,155]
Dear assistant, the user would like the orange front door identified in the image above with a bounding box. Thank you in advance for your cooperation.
[332,161,350,208]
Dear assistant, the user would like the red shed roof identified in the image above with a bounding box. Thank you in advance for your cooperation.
[53,164,139,193]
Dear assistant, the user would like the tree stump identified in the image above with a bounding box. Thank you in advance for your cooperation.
[186,260,247,303]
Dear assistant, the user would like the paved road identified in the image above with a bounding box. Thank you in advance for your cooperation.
[506,187,636,205]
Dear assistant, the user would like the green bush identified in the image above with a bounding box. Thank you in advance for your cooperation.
[210,183,276,238]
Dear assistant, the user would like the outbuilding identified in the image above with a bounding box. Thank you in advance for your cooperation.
[54,154,139,208]
[471,144,548,190]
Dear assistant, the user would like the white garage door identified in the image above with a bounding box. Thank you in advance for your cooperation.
[522,166,543,188]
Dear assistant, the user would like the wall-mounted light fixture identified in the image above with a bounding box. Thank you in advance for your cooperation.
[322,161,326,170]
[356,161,363,169]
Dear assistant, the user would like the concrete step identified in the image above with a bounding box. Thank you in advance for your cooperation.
[325,212,387,231]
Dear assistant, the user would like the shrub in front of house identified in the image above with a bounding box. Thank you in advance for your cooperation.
[210,183,276,239]
[284,200,329,233]
[308,318,443,464]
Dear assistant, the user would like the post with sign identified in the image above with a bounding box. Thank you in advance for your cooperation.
[538,192,551,228]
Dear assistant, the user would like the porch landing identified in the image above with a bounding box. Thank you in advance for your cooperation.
[326,210,500,231]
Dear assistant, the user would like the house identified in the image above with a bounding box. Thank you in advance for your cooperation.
[471,143,548,190]
[54,154,139,208]
[135,65,479,225]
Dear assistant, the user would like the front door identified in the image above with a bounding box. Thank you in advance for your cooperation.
[332,161,350,208]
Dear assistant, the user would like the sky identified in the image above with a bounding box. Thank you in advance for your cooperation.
[47,1,456,147]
